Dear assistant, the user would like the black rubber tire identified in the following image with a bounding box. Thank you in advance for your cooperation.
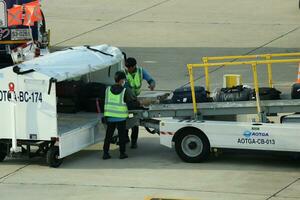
[46,146,63,168]
[0,143,7,162]
[175,128,210,163]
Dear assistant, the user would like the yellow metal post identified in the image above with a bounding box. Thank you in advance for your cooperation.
[202,57,210,94]
[251,63,262,122]
[187,64,198,118]
[266,55,273,88]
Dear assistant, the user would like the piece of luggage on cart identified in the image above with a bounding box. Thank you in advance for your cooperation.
[56,80,84,113]
[213,85,253,102]
[253,87,281,100]
[171,86,211,103]
[291,83,300,99]
[81,82,107,112]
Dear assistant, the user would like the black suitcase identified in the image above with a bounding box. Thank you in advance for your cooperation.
[253,87,281,100]
[81,82,106,98]
[57,97,81,113]
[214,85,253,102]
[56,80,84,98]
[171,86,210,103]
[82,98,104,113]
[291,83,300,99]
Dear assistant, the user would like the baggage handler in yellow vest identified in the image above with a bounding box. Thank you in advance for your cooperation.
[125,57,156,149]
[103,71,140,159]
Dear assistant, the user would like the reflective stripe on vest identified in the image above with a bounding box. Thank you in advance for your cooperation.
[126,67,143,96]
[104,87,128,118]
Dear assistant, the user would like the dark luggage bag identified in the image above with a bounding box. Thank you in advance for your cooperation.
[56,80,84,113]
[253,87,281,100]
[214,85,252,102]
[81,82,106,98]
[171,86,210,103]
[56,80,84,98]
[291,83,300,99]
[82,98,104,113]
[80,82,106,112]
[57,97,81,113]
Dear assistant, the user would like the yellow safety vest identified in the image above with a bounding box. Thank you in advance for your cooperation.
[126,67,143,96]
[104,87,128,118]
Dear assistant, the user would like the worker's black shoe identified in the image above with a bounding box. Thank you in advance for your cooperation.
[102,153,111,160]
[119,153,128,159]
[130,143,138,149]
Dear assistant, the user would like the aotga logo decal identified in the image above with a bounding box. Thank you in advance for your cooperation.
[243,131,252,138]
[243,130,269,138]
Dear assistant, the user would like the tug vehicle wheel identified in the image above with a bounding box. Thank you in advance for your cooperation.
[175,128,210,163]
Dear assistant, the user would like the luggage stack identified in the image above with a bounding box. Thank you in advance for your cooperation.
[56,81,107,113]
[80,82,106,113]
[56,80,83,113]
[167,85,283,104]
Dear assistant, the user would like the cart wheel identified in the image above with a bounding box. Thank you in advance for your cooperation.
[175,128,210,163]
[0,143,7,162]
[46,146,63,168]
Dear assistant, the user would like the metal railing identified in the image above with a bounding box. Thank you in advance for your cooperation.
[202,53,300,93]
[188,56,300,122]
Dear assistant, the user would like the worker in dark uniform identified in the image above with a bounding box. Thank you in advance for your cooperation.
[125,57,156,149]
[103,71,139,159]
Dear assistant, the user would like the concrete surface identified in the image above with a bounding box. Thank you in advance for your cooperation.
[1,0,300,200]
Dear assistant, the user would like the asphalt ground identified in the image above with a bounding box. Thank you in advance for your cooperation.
[1,0,300,200]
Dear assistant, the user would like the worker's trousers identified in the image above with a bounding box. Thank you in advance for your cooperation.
[126,126,139,144]
[103,120,126,154]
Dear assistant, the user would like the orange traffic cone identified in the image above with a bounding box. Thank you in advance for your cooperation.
[297,63,300,83]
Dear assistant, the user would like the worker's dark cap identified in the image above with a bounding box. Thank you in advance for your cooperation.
[125,57,137,68]
[114,71,126,82]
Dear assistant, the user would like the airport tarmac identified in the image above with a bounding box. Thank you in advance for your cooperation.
[1,0,300,200]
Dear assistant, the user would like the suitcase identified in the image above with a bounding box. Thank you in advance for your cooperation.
[81,82,106,98]
[214,85,253,102]
[253,87,281,100]
[82,98,104,113]
[57,97,81,113]
[56,80,84,98]
[291,83,300,99]
[171,86,210,103]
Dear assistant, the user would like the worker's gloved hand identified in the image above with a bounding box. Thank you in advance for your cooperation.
[149,85,155,91]
[148,81,155,91]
